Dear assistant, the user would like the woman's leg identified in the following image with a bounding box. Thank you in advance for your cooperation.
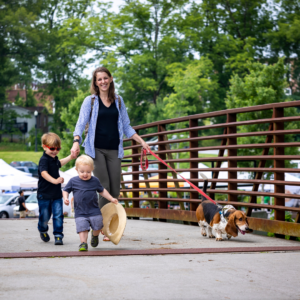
[105,149,121,199]
[93,148,111,209]
[94,148,121,241]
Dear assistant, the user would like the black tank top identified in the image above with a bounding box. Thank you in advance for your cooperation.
[94,98,119,150]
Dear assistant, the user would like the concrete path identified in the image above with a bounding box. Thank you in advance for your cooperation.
[0,219,299,300]
[1,218,299,253]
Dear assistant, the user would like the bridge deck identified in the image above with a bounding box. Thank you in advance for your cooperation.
[0,218,299,255]
[1,219,299,300]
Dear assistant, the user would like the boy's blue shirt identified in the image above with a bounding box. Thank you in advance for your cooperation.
[63,176,104,218]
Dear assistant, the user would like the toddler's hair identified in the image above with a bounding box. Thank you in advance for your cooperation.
[75,155,94,169]
[41,132,61,147]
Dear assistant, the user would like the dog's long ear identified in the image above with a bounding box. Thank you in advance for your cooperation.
[225,213,238,237]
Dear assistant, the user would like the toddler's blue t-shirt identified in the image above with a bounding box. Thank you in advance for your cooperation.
[63,176,104,218]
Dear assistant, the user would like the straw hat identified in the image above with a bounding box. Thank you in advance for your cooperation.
[101,203,127,245]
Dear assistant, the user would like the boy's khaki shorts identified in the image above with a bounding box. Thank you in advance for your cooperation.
[20,211,26,218]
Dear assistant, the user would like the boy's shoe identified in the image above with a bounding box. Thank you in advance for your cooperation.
[79,242,88,251]
[54,237,63,245]
[40,232,50,243]
[90,230,99,248]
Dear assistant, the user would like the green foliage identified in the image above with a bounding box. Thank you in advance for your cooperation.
[1,0,300,136]
[14,89,37,107]
[163,57,219,120]
[59,89,90,170]
[225,58,300,170]
[92,0,191,125]
[26,127,43,152]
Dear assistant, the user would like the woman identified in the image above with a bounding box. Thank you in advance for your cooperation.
[71,66,150,241]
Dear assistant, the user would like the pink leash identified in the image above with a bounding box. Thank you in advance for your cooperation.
[140,148,216,204]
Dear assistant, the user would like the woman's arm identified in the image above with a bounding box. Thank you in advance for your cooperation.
[119,96,150,152]
[70,96,93,156]
[131,133,151,152]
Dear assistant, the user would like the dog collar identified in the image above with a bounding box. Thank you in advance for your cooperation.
[219,211,227,223]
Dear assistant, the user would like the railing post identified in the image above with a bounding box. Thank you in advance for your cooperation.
[209,128,227,200]
[227,113,237,202]
[158,124,168,222]
[131,129,140,219]
[189,119,199,223]
[273,107,285,238]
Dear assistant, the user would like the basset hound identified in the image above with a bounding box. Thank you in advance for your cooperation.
[196,174,253,241]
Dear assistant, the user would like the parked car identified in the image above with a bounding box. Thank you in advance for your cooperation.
[13,192,72,217]
[15,166,31,174]
[10,161,38,178]
[0,192,31,218]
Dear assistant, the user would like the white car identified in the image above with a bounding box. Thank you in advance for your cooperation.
[13,192,72,217]
[0,192,31,218]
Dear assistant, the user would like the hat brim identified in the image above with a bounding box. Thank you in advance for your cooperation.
[101,203,127,245]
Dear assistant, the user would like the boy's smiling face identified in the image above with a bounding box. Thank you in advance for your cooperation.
[76,164,93,181]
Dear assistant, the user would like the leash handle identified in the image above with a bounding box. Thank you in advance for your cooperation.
[140,148,149,171]
[140,148,216,204]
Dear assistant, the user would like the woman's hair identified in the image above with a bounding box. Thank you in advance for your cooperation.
[90,67,116,103]
[41,132,61,147]
[75,155,94,170]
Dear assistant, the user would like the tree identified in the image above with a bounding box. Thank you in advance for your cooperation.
[226,58,300,169]
[90,0,190,125]
[266,0,300,96]
[0,0,43,141]
[34,0,94,132]
[181,0,273,111]
[59,89,90,170]
[163,57,219,120]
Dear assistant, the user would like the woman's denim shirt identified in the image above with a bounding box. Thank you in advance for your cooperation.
[73,95,136,159]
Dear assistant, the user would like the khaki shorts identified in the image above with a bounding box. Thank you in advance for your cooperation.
[20,211,26,218]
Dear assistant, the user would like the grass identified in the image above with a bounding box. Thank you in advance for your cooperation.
[0,151,43,165]
[0,142,28,151]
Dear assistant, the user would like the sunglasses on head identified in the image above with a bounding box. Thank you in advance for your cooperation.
[44,145,61,151]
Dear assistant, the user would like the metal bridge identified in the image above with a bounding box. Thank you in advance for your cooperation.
[121,100,300,239]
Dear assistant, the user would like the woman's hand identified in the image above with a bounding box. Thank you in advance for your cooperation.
[141,140,151,153]
[71,141,80,158]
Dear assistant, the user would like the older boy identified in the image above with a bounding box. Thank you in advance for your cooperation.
[37,132,76,245]
[63,155,118,251]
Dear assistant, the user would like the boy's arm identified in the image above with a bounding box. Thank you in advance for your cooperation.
[60,154,75,167]
[62,191,70,205]
[99,189,118,204]
[41,171,64,185]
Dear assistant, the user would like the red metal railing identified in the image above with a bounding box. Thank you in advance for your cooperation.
[120,101,300,238]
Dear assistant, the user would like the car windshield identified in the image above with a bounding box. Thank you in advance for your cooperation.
[25,193,38,203]
[0,195,12,204]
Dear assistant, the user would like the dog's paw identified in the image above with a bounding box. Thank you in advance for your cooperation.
[209,235,215,238]
[201,232,207,237]
[216,238,223,241]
